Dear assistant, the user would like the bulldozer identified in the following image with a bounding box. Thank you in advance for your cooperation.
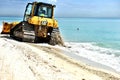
[1,2,64,46]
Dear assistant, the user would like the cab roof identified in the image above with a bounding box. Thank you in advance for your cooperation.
[30,2,56,7]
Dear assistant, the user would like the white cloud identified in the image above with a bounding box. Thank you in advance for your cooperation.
[32,0,57,4]
[48,0,57,3]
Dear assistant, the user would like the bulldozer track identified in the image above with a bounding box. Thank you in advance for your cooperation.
[49,28,64,46]
[22,23,35,42]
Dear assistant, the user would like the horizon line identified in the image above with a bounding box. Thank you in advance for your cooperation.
[0,16,120,19]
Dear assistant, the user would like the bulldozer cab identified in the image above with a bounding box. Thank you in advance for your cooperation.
[24,2,55,21]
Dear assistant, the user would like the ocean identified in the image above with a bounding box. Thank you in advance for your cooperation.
[0,17,120,72]
[58,18,120,50]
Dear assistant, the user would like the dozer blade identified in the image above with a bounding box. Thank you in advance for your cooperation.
[1,22,19,34]
[1,22,12,34]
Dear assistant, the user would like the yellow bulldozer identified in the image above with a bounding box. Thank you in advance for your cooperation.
[1,2,64,46]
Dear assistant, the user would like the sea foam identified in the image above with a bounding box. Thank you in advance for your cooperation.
[64,42,120,72]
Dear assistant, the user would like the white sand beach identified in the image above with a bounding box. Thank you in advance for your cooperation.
[0,27,120,80]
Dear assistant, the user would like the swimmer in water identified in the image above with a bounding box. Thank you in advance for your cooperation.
[77,28,79,30]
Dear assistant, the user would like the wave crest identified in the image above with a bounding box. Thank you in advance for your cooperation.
[65,42,120,72]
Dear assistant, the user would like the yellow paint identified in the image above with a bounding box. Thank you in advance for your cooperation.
[1,22,19,34]
[28,16,58,28]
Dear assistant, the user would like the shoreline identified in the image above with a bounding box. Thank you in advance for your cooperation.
[61,47,119,74]
[37,43,119,74]
[31,43,120,79]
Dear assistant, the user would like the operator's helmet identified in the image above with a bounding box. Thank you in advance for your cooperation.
[40,14,45,17]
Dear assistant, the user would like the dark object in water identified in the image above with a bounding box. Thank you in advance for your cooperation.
[77,28,79,30]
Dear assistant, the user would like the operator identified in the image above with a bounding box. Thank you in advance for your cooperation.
[38,8,45,17]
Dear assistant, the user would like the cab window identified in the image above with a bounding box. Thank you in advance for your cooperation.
[24,3,33,21]
[37,6,52,18]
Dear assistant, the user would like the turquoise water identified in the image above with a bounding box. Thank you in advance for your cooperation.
[0,17,120,50]
[0,16,22,25]
[58,18,120,50]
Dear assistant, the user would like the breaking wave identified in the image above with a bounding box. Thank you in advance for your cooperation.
[65,42,120,72]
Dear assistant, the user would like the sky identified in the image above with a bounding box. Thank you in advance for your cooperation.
[0,0,120,17]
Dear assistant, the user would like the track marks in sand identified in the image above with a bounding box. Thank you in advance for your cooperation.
[0,59,13,80]
[19,44,74,80]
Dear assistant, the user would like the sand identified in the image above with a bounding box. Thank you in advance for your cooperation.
[0,30,120,79]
